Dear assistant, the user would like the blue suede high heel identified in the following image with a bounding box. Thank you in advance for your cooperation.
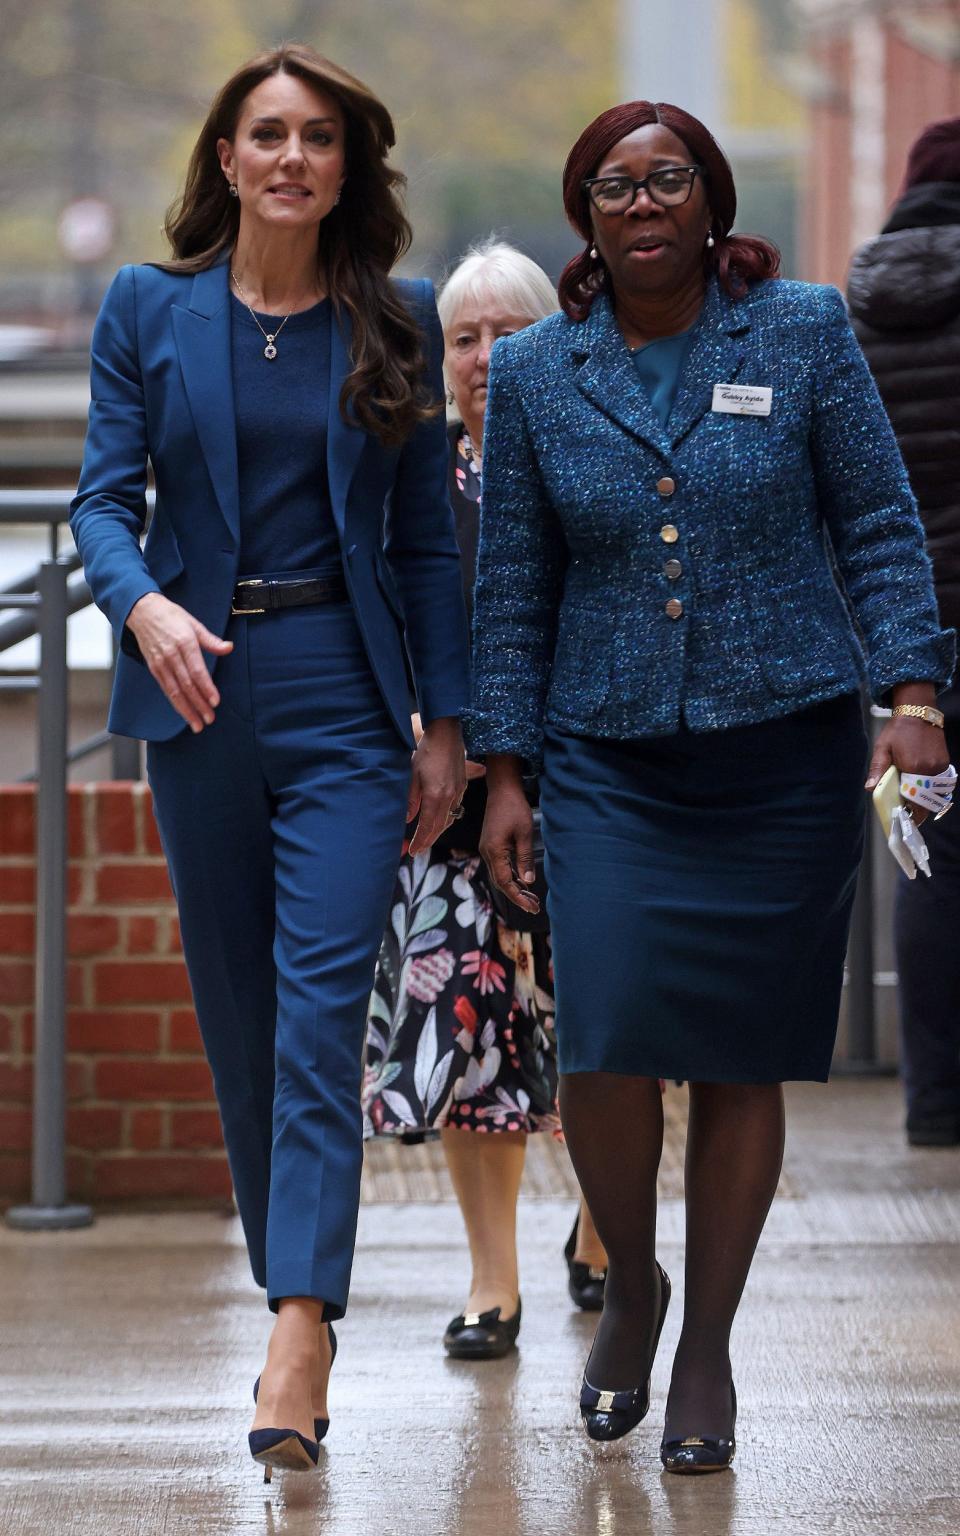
[248,1426,319,1482]
[251,1323,337,1481]
[579,1262,671,1442]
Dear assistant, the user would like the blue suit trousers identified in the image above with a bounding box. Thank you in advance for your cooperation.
[147,598,411,1315]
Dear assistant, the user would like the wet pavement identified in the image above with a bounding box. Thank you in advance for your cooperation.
[1,1079,958,1536]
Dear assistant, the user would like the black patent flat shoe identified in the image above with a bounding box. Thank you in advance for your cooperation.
[564,1216,607,1312]
[660,1382,737,1474]
[254,1323,337,1443]
[580,1262,671,1442]
[443,1299,522,1359]
[906,1110,960,1147]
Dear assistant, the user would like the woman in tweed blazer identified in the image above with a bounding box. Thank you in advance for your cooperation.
[466,101,954,1472]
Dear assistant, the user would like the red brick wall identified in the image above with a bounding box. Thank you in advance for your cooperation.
[0,783,232,1208]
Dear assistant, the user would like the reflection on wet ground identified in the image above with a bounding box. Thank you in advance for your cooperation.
[1,1081,958,1535]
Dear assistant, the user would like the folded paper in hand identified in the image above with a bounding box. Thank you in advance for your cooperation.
[888,806,931,880]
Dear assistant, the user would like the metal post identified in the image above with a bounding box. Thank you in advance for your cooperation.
[7,562,93,1229]
[110,734,142,781]
[110,632,142,780]
[834,700,896,1076]
[843,807,877,1069]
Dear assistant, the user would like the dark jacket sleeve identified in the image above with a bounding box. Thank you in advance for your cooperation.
[810,288,955,697]
[68,265,160,642]
[463,334,567,768]
[383,280,471,725]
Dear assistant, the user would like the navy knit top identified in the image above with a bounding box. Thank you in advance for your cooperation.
[231,293,339,577]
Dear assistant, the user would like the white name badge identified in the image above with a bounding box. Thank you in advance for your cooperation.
[711,383,772,416]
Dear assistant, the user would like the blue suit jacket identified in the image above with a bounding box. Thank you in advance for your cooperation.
[465,278,955,767]
[70,260,470,744]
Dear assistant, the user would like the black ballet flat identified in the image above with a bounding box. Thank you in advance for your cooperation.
[580,1262,671,1442]
[564,1215,607,1312]
[443,1299,522,1359]
[254,1323,337,1444]
[660,1382,737,1474]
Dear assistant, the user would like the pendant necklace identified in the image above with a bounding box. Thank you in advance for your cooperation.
[231,271,296,360]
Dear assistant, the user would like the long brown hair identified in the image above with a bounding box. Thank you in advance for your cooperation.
[559,101,781,321]
[160,44,436,447]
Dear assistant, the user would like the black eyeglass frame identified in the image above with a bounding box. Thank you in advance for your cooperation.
[582,165,706,213]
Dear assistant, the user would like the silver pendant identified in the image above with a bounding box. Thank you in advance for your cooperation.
[264,338,277,360]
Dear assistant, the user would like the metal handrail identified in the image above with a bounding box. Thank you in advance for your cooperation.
[4,562,92,1229]
[0,490,143,780]
[0,487,145,1226]
[0,568,91,653]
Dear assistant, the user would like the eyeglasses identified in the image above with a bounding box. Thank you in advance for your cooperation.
[582,166,705,215]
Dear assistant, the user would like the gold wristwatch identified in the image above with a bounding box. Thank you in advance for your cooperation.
[892,704,945,729]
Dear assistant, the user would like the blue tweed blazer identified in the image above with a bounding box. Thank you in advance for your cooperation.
[465,277,955,766]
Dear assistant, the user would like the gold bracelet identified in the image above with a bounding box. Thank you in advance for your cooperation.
[892,704,945,729]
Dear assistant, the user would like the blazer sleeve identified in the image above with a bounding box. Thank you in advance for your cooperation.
[383,280,471,726]
[69,265,160,643]
[462,335,567,769]
[810,287,955,698]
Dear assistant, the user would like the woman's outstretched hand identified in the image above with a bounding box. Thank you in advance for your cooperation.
[479,754,540,915]
[407,716,468,854]
[126,592,233,733]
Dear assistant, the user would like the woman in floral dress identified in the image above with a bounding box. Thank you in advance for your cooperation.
[364,241,607,1357]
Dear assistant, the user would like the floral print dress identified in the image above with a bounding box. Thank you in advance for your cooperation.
[362,428,560,1138]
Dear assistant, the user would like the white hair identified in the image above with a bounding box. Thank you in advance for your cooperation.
[437,237,558,334]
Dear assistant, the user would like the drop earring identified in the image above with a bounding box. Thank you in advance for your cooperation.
[334,188,342,206]
[589,245,598,260]
[228,183,239,198]
[705,232,715,249]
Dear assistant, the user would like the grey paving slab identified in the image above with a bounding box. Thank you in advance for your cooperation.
[0,1080,958,1536]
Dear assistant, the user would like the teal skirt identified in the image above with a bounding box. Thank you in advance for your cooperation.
[539,694,868,1082]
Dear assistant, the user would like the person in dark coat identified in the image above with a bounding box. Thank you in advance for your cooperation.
[848,118,960,1148]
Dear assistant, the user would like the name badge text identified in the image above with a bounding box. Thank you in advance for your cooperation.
[711,383,772,416]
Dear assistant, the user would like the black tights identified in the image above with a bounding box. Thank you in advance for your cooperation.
[559,1074,784,1438]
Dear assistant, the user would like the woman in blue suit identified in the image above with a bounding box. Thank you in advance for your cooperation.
[70,45,469,1477]
[467,101,954,1472]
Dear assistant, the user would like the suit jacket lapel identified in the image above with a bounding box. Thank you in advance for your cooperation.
[171,260,240,543]
[668,280,750,449]
[571,294,671,461]
[327,301,366,534]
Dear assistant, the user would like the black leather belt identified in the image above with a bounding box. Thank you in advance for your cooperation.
[231,572,348,615]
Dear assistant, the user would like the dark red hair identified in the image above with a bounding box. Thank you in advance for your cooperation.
[559,100,780,321]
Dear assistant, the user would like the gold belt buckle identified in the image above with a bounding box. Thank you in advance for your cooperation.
[231,578,266,615]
